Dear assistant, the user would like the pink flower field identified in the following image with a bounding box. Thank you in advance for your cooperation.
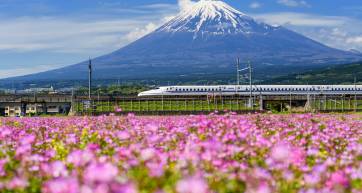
[0,113,361,193]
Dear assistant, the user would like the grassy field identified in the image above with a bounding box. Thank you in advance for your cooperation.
[311,99,362,110]
[74,97,362,114]
[76,99,258,113]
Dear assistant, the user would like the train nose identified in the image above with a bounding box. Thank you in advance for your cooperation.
[138,91,147,97]
[138,90,157,97]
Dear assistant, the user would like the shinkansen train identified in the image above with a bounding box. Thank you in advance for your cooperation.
[138,85,362,97]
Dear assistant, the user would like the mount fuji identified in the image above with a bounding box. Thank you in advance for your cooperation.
[6,0,362,82]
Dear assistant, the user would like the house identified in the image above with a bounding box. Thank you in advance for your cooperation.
[5,105,22,117]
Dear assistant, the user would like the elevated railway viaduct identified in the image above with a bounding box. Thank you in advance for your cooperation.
[0,94,361,116]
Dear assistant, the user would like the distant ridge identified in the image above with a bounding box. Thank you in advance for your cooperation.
[4,0,362,82]
[265,61,362,84]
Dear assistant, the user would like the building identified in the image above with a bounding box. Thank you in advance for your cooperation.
[25,103,45,116]
[5,104,22,117]
[0,94,72,117]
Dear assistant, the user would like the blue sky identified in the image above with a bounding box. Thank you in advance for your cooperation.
[0,0,362,78]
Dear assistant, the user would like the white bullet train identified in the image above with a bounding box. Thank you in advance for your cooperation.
[138,85,362,97]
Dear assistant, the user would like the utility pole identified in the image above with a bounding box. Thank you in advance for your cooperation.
[71,88,74,112]
[248,61,253,108]
[88,58,92,100]
[354,76,357,112]
[236,57,240,86]
[236,57,240,96]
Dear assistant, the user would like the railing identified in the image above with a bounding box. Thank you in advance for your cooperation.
[73,94,362,115]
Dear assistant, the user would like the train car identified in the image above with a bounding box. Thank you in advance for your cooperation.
[138,85,362,97]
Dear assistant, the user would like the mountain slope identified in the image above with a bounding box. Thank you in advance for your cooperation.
[5,0,362,82]
[264,62,362,84]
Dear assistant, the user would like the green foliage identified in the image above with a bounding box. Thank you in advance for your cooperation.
[265,62,362,84]
[77,84,149,96]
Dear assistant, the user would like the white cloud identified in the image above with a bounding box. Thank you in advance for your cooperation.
[253,12,362,51]
[277,0,310,7]
[125,23,158,41]
[0,17,149,54]
[140,3,176,9]
[0,2,179,78]
[253,12,346,27]
[0,64,66,79]
[178,0,196,12]
[250,2,262,9]
[346,36,362,44]
[124,1,193,44]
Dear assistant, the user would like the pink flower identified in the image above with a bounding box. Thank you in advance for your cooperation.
[21,134,36,145]
[117,131,130,140]
[289,147,305,166]
[0,159,7,177]
[0,128,11,139]
[255,183,271,193]
[271,144,290,162]
[112,183,138,193]
[271,144,305,166]
[84,162,118,183]
[67,150,94,167]
[140,148,155,161]
[115,107,123,113]
[326,171,349,189]
[43,177,79,193]
[15,144,32,157]
[50,161,68,177]
[7,177,28,190]
[146,162,164,177]
[176,176,209,193]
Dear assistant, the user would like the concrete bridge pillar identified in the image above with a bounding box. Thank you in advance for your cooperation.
[259,95,263,111]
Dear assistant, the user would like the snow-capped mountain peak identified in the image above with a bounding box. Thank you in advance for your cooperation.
[157,0,275,37]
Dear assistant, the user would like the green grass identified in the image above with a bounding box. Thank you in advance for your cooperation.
[74,98,362,114]
[310,99,362,110]
[76,99,257,113]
